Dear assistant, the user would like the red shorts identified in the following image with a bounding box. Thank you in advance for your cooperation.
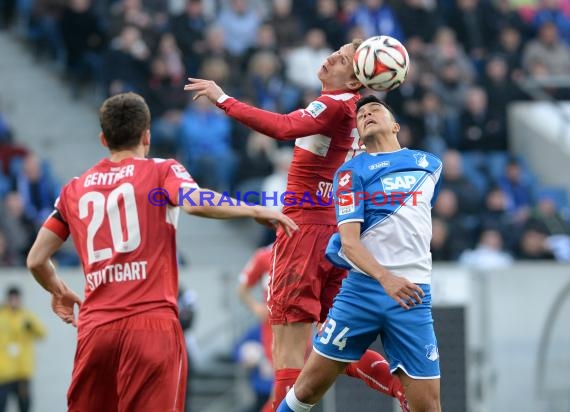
[68,313,188,412]
[267,224,348,325]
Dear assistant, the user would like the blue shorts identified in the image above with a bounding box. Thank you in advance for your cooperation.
[313,271,440,379]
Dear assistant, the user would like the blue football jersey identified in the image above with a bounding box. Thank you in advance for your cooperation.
[326,148,442,284]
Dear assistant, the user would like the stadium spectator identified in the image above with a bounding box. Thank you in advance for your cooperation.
[145,57,186,158]
[179,95,235,192]
[0,286,46,412]
[170,0,210,77]
[430,217,455,261]
[102,25,151,96]
[522,21,570,76]
[11,154,59,227]
[432,188,475,258]
[458,86,507,152]
[241,22,281,77]
[267,0,303,51]
[448,0,498,61]
[0,229,16,267]
[493,25,526,80]
[479,186,519,250]
[395,0,441,43]
[346,0,405,41]
[497,157,535,219]
[307,0,345,50]
[60,0,106,98]
[245,51,299,113]
[515,225,556,260]
[0,192,36,264]
[285,29,332,92]
[216,0,261,59]
[532,0,570,44]
[441,149,482,213]
[459,228,514,269]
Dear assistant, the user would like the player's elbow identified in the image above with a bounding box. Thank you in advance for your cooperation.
[26,252,45,273]
[340,237,360,259]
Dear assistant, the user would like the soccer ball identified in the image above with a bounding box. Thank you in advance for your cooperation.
[353,36,410,92]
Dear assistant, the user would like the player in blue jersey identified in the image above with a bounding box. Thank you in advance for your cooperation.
[277,95,443,412]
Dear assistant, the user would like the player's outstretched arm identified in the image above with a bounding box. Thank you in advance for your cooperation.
[338,222,424,310]
[184,78,333,141]
[27,228,82,327]
[237,283,268,320]
[180,188,299,237]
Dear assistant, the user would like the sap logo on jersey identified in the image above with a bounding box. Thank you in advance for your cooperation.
[381,171,425,191]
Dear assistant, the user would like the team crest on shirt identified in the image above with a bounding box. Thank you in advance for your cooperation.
[414,153,429,168]
[337,170,353,189]
[425,344,439,361]
[304,101,327,118]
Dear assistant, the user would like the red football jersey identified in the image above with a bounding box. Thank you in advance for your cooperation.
[218,90,362,225]
[43,157,198,337]
[238,244,273,295]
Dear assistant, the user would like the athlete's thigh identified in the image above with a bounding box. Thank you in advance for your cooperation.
[117,315,188,412]
[313,272,383,363]
[381,284,440,379]
[268,224,336,324]
[397,372,441,410]
[67,327,121,412]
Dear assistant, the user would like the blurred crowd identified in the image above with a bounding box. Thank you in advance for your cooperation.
[1,0,570,268]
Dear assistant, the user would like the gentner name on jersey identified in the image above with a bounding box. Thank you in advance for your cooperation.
[84,164,135,187]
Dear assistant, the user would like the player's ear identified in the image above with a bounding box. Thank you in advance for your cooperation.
[99,132,109,148]
[142,129,151,147]
[392,122,400,133]
[346,79,362,91]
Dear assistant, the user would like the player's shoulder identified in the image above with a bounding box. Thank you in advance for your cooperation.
[310,91,359,115]
[405,149,442,173]
[339,150,369,171]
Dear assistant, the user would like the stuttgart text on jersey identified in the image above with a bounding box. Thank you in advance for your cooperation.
[86,261,148,291]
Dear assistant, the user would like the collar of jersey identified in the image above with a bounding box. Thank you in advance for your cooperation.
[320,89,356,95]
[367,148,407,155]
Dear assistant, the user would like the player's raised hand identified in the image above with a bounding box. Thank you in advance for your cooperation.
[253,207,299,237]
[379,272,424,310]
[51,282,82,327]
[184,78,224,103]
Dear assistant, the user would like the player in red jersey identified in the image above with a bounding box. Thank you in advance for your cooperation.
[184,40,409,411]
[25,92,298,412]
[237,243,275,412]
[238,243,273,363]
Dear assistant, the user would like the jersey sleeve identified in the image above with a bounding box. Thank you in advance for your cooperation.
[42,188,70,240]
[217,95,344,141]
[430,160,444,207]
[161,159,200,206]
[238,249,268,288]
[333,165,365,226]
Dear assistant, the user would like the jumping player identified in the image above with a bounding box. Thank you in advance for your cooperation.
[184,40,408,410]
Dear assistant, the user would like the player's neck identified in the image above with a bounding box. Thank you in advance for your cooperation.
[108,147,146,162]
[365,139,401,154]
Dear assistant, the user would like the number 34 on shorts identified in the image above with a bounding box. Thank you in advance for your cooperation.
[317,318,350,351]
[314,316,370,362]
